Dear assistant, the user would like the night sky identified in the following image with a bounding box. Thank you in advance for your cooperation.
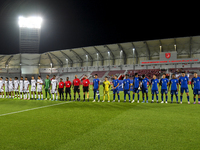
[0,0,198,54]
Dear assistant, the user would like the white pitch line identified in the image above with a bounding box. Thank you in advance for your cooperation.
[0,101,72,117]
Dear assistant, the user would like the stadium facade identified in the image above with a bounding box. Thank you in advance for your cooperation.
[0,36,200,81]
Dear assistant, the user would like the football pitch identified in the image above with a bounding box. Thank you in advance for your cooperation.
[0,85,200,150]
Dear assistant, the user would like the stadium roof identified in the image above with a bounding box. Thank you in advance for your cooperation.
[1,35,200,68]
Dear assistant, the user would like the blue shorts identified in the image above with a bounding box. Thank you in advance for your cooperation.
[193,89,200,95]
[181,88,189,93]
[161,89,168,94]
[124,90,130,95]
[113,89,119,94]
[171,90,178,95]
[151,90,158,95]
[133,88,139,93]
[142,88,148,93]
[93,89,99,95]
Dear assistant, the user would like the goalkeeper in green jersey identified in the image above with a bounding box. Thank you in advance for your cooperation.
[44,75,51,100]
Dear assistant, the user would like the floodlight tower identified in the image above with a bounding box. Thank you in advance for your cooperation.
[18,16,42,53]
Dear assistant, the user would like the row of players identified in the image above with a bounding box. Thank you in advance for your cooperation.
[0,72,199,104]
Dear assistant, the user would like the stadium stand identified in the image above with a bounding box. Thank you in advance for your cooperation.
[1,35,200,82]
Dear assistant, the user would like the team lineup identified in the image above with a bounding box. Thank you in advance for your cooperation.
[0,72,200,104]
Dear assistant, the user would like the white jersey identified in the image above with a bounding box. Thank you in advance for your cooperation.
[51,79,58,93]
[19,80,24,92]
[9,81,14,91]
[0,80,4,89]
[31,79,36,88]
[5,80,8,89]
[37,79,43,89]
[24,80,30,90]
[51,79,58,89]
[14,80,19,89]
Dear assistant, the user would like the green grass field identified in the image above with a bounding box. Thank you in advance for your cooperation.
[0,85,200,150]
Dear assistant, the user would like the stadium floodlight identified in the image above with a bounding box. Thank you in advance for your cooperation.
[133,48,135,51]
[18,16,42,29]
[38,64,40,66]
[96,53,98,55]
[50,63,52,67]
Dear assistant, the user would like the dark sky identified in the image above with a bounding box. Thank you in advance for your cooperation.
[0,0,198,54]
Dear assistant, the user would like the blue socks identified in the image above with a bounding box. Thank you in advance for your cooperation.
[138,94,140,100]
[161,95,163,101]
[198,98,200,102]
[118,95,120,100]
[187,96,189,102]
[180,96,183,102]
[171,95,173,102]
[166,96,168,101]
[133,94,135,101]
[113,94,115,100]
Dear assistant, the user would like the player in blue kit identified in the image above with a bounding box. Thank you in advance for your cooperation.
[141,74,149,103]
[150,74,159,103]
[132,73,141,103]
[160,73,169,103]
[92,74,100,102]
[179,72,190,104]
[191,72,200,104]
[112,75,120,102]
[169,74,179,103]
[123,74,131,103]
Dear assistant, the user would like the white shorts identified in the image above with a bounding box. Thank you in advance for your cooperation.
[37,88,42,93]
[24,89,29,93]
[9,88,13,92]
[20,88,23,93]
[31,87,36,92]
[14,87,19,92]
[51,89,57,94]
[0,88,4,92]
[5,88,9,92]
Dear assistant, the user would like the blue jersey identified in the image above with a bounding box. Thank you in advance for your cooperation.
[151,79,159,91]
[93,78,100,89]
[141,78,149,89]
[170,78,179,91]
[133,77,140,88]
[113,79,119,89]
[160,78,169,90]
[179,76,189,88]
[123,78,131,90]
[191,77,200,90]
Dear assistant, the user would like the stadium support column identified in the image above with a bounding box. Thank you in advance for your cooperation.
[97,53,99,71]
[108,51,111,70]
[66,59,69,72]
[86,54,88,71]
[120,50,123,70]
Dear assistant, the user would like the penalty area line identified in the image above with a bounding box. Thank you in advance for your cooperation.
[0,101,72,117]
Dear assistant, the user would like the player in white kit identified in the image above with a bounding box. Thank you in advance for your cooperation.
[14,77,19,99]
[19,76,24,99]
[9,77,14,98]
[4,77,9,98]
[37,76,43,100]
[0,77,4,98]
[51,75,58,101]
[31,76,37,100]
[24,77,30,100]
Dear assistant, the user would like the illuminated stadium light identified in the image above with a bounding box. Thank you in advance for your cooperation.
[18,16,43,28]
[133,48,135,51]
